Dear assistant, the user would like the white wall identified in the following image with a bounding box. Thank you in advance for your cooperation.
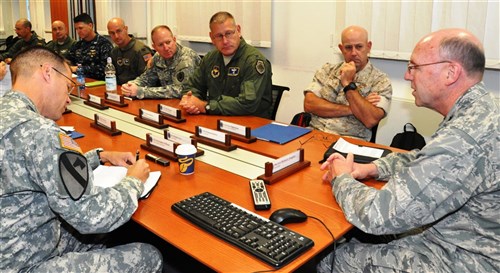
[3,1,499,146]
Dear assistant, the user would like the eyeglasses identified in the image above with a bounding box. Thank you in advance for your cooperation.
[407,60,450,73]
[41,65,78,95]
[212,30,237,41]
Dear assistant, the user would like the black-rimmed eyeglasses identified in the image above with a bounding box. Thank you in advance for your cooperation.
[407,60,450,74]
[40,64,78,95]
[212,30,237,41]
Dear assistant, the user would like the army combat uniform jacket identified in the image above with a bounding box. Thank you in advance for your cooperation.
[305,61,392,141]
[0,92,149,272]
[184,39,273,119]
[46,36,76,60]
[130,43,200,99]
[0,31,46,60]
[320,82,499,273]
[68,33,113,80]
[110,36,152,85]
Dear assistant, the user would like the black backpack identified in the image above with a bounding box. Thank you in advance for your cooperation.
[291,112,311,127]
[390,123,426,150]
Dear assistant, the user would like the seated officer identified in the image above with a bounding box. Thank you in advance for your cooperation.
[121,25,200,99]
[46,20,76,59]
[107,17,153,85]
[179,11,273,119]
[303,26,392,141]
[0,18,46,63]
[0,46,162,273]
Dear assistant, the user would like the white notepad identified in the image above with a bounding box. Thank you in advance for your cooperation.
[93,165,160,198]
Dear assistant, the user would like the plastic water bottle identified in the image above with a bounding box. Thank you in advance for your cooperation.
[105,57,117,93]
[76,63,85,97]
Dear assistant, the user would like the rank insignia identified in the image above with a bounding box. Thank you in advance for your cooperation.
[228,67,240,76]
[256,60,265,75]
[211,66,220,78]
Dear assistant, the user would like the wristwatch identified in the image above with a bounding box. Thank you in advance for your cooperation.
[343,82,357,93]
[96,148,104,165]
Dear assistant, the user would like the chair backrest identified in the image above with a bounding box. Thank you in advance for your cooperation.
[369,123,379,143]
[271,84,290,120]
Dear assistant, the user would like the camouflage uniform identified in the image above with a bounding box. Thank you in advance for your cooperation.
[305,62,392,141]
[67,33,113,80]
[130,43,200,99]
[0,91,163,273]
[109,36,152,85]
[183,38,273,119]
[46,36,76,60]
[318,82,500,273]
[0,31,46,60]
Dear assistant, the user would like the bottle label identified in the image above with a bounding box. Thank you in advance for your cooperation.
[105,76,117,93]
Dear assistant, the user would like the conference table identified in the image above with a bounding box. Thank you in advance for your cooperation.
[57,83,394,272]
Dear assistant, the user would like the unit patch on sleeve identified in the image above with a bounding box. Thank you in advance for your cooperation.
[256,60,265,75]
[58,151,89,201]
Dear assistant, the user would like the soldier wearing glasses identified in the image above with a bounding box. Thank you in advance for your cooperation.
[180,11,273,119]
[0,46,163,273]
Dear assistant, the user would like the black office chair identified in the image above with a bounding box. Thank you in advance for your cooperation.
[270,84,289,120]
[369,123,379,143]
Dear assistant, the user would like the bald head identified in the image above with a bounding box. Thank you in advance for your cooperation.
[416,28,485,79]
[107,17,130,48]
[341,26,368,44]
[51,20,68,42]
[338,25,372,71]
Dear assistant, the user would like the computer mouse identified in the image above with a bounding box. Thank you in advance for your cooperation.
[269,208,307,225]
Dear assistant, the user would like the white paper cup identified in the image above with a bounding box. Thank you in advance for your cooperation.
[175,144,197,175]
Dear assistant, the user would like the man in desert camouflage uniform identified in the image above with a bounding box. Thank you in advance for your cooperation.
[0,46,162,273]
[121,25,200,99]
[107,17,153,85]
[67,13,113,80]
[180,11,273,119]
[0,18,46,63]
[304,26,392,141]
[318,29,499,273]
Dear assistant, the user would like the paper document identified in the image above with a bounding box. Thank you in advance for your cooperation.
[93,165,160,198]
[333,138,384,158]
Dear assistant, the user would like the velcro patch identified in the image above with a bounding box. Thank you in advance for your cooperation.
[256,60,265,75]
[59,132,82,154]
[228,67,240,76]
[59,151,89,201]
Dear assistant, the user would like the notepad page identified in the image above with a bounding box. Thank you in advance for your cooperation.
[93,165,160,198]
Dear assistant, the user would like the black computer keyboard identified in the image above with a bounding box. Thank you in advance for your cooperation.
[172,192,314,268]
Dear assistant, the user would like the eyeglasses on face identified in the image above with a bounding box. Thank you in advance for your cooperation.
[212,30,237,41]
[407,60,451,74]
[40,64,78,95]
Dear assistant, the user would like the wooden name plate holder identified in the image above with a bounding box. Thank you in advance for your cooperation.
[217,119,256,143]
[158,104,186,123]
[164,130,204,159]
[257,149,311,184]
[84,94,109,110]
[90,113,122,136]
[105,92,128,107]
[134,109,169,129]
[140,133,178,161]
[63,108,72,115]
[191,126,237,152]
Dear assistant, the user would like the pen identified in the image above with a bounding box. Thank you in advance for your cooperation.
[136,149,140,161]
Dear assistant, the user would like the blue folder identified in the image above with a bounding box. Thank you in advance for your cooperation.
[251,123,311,144]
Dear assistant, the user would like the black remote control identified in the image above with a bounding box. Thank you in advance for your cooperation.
[250,179,271,210]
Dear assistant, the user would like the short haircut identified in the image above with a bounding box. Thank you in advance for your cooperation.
[74,13,93,24]
[440,37,485,77]
[150,25,173,38]
[19,19,32,29]
[209,11,236,26]
[10,46,66,83]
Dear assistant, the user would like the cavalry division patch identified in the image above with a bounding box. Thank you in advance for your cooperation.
[58,151,89,201]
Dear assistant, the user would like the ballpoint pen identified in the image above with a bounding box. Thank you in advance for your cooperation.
[136,149,140,161]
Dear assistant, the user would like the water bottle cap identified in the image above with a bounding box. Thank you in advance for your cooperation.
[107,57,112,63]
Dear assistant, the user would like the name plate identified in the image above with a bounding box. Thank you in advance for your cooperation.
[88,94,102,105]
[219,120,247,136]
[197,126,226,143]
[165,130,192,145]
[95,113,112,129]
[272,150,301,173]
[149,133,175,153]
[158,104,179,118]
[106,92,121,102]
[141,109,161,123]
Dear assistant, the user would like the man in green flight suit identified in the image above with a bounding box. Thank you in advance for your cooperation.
[180,11,273,119]
[1,18,46,63]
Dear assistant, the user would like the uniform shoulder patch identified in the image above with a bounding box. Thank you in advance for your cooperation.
[59,151,89,201]
[256,60,265,75]
[176,71,185,82]
[59,132,83,154]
